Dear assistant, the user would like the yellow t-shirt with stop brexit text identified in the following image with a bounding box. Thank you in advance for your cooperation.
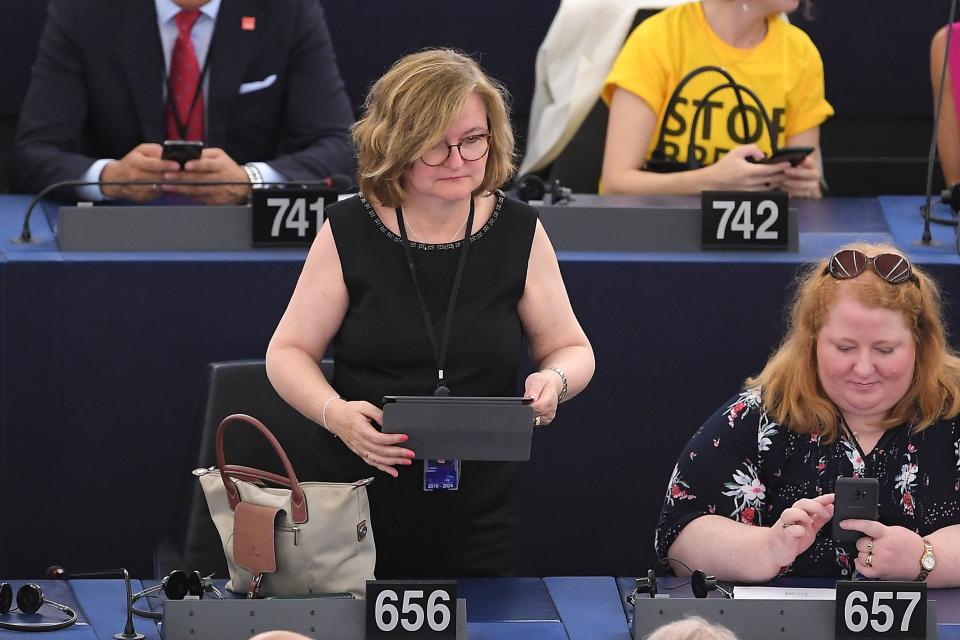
[602,1,834,166]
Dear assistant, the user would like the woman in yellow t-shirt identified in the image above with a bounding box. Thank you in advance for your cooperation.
[601,0,833,197]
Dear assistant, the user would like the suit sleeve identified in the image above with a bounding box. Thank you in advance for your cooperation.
[265,0,355,182]
[10,0,103,195]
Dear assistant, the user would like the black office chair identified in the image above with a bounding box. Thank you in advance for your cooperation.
[154,358,334,578]
[546,9,661,194]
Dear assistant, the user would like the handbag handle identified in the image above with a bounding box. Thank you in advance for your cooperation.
[215,413,309,523]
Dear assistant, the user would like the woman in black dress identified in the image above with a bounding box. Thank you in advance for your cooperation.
[266,49,595,578]
[657,243,960,586]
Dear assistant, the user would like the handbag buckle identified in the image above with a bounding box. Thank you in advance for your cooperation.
[247,572,264,599]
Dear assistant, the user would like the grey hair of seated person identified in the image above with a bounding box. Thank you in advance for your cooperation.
[646,616,739,640]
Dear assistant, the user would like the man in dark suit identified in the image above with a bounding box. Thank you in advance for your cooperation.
[10,0,355,205]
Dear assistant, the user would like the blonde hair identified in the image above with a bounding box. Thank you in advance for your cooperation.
[646,616,738,640]
[352,48,515,207]
[748,242,960,442]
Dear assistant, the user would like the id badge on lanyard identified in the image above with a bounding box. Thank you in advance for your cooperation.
[424,459,460,491]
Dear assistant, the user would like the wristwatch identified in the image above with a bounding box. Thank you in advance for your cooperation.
[916,540,936,581]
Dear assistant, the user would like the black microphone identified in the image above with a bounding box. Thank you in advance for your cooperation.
[46,565,145,639]
[16,178,354,243]
[922,0,960,246]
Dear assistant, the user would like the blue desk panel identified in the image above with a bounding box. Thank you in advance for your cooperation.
[469,621,569,639]
[0,196,957,579]
[458,577,560,622]
[70,579,161,640]
[545,576,631,640]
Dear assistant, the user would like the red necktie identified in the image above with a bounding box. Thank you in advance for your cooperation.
[166,9,204,141]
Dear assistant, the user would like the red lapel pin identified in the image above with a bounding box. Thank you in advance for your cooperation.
[241,16,256,31]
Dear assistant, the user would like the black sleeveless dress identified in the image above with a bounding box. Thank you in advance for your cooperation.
[319,190,537,578]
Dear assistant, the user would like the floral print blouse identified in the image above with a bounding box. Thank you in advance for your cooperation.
[656,387,960,577]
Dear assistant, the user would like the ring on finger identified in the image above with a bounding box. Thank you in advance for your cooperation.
[534,416,542,427]
[865,552,873,568]
[781,522,791,529]
[866,539,873,553]
[364,451,373,460]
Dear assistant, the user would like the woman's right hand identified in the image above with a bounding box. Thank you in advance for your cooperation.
[704,144,790,191]
[766,494,835,569]
[324,400,415,478]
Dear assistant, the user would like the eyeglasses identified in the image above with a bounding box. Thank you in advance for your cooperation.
[420,133,491,166]
[824,249,918,285]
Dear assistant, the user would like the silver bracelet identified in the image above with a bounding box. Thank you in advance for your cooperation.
[321,395,343,432]
[242,163,263,189]
[545,367,568,402]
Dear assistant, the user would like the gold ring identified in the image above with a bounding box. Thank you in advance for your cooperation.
[534,416,542,426]
[866,540,873,553]
[865,552,873,568]
[364,451,372,460]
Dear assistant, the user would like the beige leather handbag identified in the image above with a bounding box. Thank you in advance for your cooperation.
[196,413,375,598]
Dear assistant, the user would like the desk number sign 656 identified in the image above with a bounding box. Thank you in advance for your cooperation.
[701,190,788,250]
[366,580,458,639]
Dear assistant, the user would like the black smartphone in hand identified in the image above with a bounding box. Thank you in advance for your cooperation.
[162,140,204,168]
[831,477,879,542]
[759,146,815,167]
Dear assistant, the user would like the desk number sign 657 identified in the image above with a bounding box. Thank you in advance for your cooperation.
[835,581,927,640]
[701,190,789,250]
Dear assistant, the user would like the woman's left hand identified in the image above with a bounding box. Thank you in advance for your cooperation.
[780,155,821,198]
[843,519,927,580]
[524,370,562,426]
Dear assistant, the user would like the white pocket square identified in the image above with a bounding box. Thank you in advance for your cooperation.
[239,74,277,95]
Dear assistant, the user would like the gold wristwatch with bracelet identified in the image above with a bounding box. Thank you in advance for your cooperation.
[916,539,936,581]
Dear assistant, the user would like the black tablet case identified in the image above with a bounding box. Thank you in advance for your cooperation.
[382,397,534,461]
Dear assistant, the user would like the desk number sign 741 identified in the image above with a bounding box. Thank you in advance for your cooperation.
[251,188,335,247]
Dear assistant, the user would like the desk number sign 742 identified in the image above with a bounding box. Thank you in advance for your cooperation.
[701,190,788,250]
[251,188,335,247]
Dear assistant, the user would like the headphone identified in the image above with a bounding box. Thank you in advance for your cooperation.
[515,175,572,205]
[628,558,733,604]
[0,583,79,632]
[131,570,222,619]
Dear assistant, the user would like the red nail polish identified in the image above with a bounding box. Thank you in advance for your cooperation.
[407,451,416,458]
[400,434,409,442]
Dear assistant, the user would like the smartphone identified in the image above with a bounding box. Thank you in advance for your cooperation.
[162,140,204,168]
[759,146,814,167]
[831,477,879,542]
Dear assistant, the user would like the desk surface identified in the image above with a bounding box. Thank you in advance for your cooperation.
[0,195,957,579]
[1,578,956,640]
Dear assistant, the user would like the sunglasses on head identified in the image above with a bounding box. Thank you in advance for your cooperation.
[824,249,918,285]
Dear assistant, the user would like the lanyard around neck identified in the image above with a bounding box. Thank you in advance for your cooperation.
[840,416,872,478]
[395,199,476,396]
[839,415,896,479]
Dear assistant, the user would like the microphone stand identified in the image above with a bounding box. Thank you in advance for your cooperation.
[47,566,144,639]
[15,179,346,244]
[921,0,959,247]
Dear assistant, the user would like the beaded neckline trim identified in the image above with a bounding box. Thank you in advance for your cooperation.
[360,191,504,250]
